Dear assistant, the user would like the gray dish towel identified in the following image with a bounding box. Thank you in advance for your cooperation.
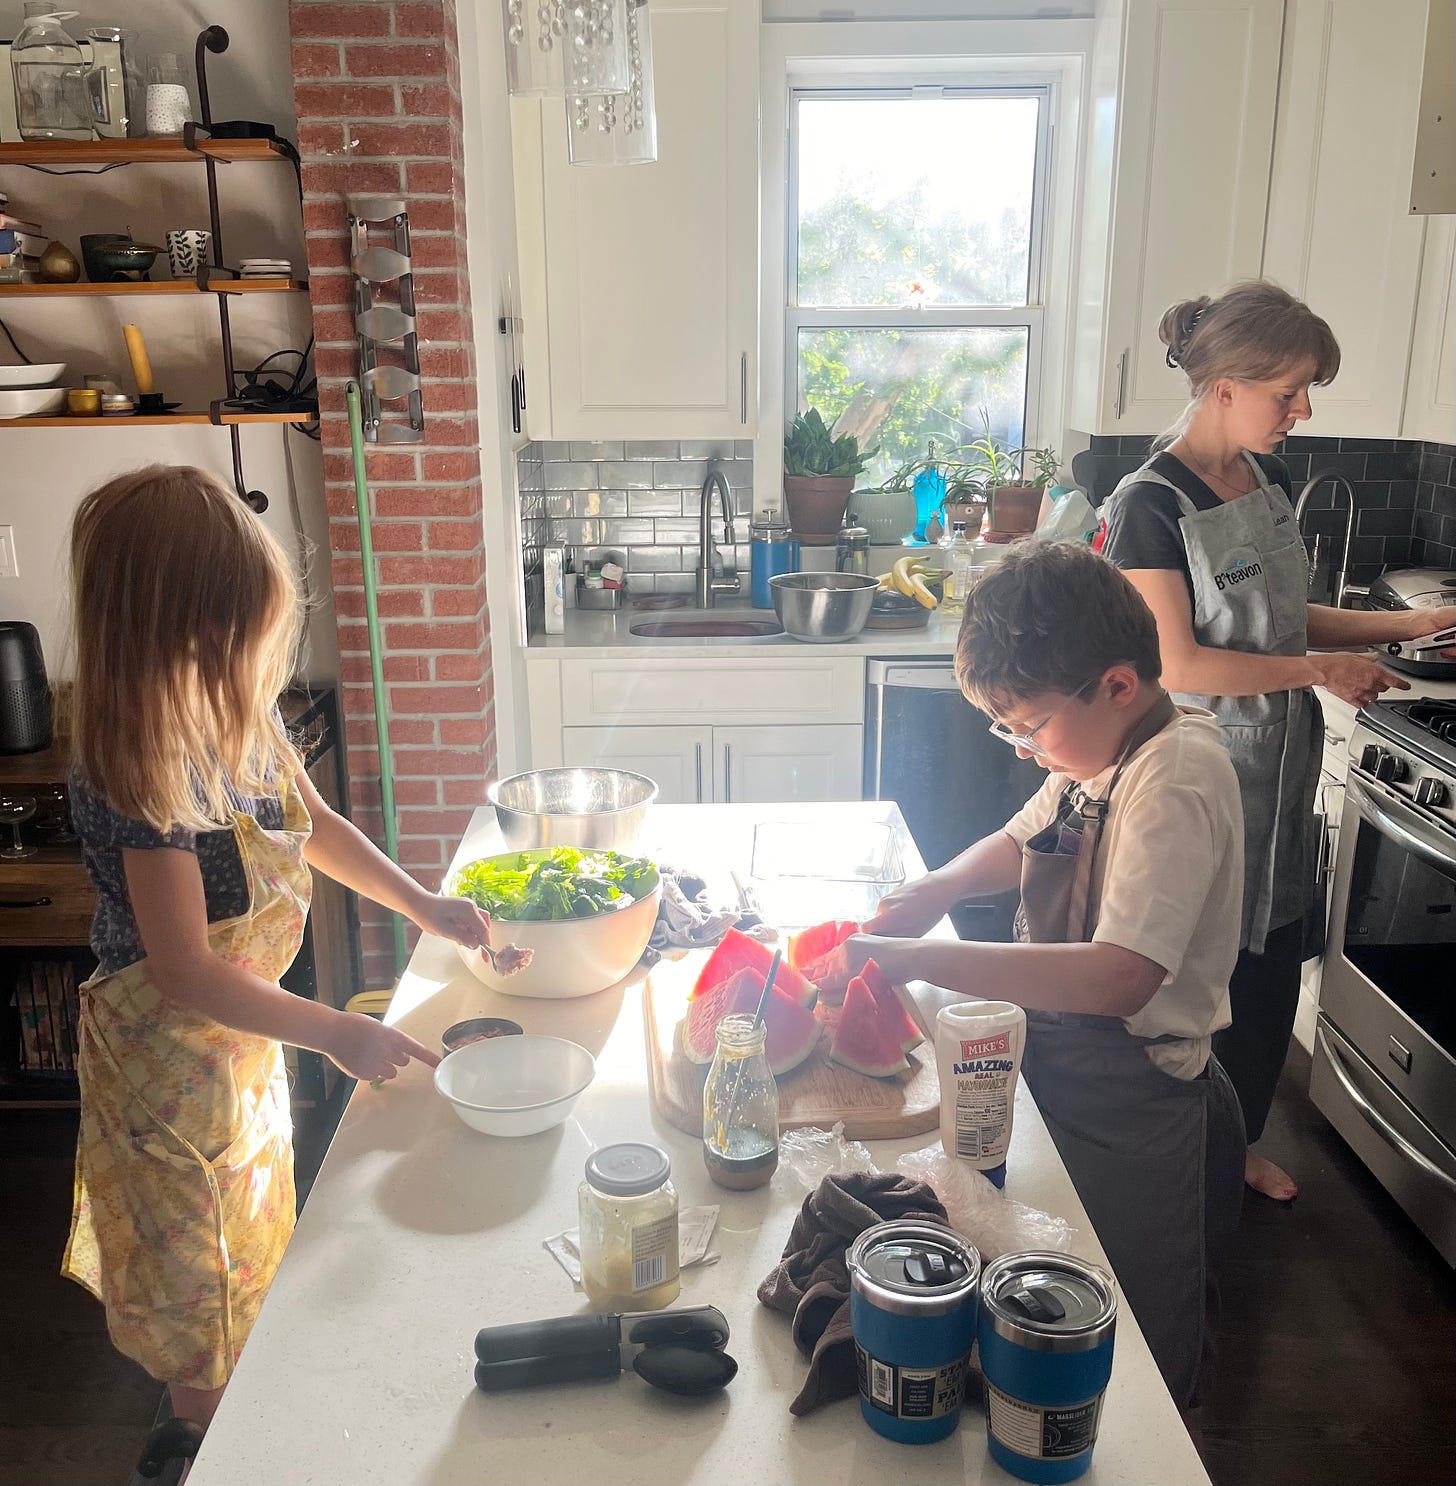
[640,865,774,963]
[757,1171,949,1415]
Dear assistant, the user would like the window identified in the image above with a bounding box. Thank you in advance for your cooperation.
[788,86,1051,486]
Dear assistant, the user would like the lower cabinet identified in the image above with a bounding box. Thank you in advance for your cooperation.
[561,723,863,805]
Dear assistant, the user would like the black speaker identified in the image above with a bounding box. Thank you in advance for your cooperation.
[0,621,52,755]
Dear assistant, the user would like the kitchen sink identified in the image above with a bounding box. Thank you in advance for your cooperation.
[629,616,785,640]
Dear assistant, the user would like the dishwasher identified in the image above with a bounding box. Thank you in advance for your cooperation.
[864,658,1046,941]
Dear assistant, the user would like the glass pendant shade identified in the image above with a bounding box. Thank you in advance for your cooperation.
[566,0,656,165]
[505,0,630,99]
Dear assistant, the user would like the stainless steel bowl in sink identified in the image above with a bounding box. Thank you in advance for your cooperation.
[488,767,658,851]
[770,572,878,643]
[629,616,784,639]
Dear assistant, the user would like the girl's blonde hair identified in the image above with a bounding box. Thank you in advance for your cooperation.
[1156,280,1341,446]
[70,465,302,832]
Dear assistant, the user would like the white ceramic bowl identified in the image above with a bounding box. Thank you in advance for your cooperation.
[435,1034,595,1135]
[0,386,67,418]
[445,850,661,999]
[0,363,66,390]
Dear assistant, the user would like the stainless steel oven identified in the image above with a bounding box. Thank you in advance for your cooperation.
[1315,699,1456,1264]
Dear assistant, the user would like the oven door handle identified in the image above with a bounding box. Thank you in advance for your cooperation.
[1316,1025,1456,1196]
[1347,776,1456,882]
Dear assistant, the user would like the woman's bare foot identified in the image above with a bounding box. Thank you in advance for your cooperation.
[1245,1149,1298,1202]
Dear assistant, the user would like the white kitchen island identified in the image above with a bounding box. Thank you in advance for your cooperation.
[189,802,1210,1486]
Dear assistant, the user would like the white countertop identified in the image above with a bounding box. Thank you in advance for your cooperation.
[189,802,1207,1486]
[526,600,964,660]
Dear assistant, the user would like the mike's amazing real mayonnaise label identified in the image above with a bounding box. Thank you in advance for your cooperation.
[935,1006,1027,1170]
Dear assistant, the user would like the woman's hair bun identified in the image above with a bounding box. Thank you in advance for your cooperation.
[1159,297,1211,369]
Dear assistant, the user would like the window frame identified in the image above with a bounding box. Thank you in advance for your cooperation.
[785,80,1054,462]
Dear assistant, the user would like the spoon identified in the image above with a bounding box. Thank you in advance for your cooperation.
[481,939,534,977]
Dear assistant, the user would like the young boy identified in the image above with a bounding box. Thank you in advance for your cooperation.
[805,541,1246,1412]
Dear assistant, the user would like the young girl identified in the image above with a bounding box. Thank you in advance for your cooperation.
[61,465,493,1431]
[1101,282,1456,1201]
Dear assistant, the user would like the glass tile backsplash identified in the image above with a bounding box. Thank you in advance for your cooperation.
[516,440,756,606]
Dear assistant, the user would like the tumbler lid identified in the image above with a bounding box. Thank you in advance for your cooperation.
[980,1251,1116,1353]
[847,1219,981,1317]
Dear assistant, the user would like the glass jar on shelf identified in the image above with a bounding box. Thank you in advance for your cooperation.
[577,1142,680,1312]
[11,4,95,142]
[702,1014,779,1191]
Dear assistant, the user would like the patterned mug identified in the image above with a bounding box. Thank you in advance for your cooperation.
[165,228,212,281]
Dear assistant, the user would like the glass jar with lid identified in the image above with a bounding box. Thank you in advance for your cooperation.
[11,4,94,142]
[702,1013,779,1190]
[578,1142,680,1311]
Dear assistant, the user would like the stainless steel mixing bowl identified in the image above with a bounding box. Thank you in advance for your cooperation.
[769,571,879,643]
[487,767,658,850]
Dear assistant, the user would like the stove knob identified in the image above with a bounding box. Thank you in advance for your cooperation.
[1360,744,1384,774]
[1415,778,1449,809]
[1374,753,1407,784]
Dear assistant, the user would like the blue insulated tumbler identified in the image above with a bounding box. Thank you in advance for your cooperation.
[749,510,795,608]
[977,1252,1117,1483]
[847,1220,981,1444]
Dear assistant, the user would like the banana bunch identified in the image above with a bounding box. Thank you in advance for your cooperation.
[876,554,948,609]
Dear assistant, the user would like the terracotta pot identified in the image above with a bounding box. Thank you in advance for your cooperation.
[784,474,853,541]
[987,483,1042,537]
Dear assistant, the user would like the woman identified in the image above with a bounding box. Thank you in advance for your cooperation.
[1101,281,1456,1202]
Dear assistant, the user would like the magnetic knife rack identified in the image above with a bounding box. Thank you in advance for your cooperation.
[347,197,425,444]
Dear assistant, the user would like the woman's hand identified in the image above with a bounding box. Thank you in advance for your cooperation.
[327,1013,440,1081]
[1405,605,1456,655]
[1311,651,1410,708]
[862,871,961,939]
[409,891,492,950]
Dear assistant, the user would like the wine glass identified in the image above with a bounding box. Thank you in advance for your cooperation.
[0,794,38,859]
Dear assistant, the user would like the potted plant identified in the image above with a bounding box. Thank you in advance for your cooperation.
[965,412,1040,538]
[783,408,874,541]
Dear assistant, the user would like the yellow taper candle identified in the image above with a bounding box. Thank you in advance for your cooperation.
[121,324,156,396]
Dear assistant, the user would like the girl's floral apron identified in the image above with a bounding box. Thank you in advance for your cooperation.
[62,783,312,1389]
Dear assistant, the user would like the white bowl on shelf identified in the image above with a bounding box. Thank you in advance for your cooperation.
[0,387,67,418]
[434,1034,595,1136]
[0,363,66,390]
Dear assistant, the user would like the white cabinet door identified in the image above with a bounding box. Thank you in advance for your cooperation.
[713,725,863,805]
[1264,0,1429,438]
[1071,0,1283,435]
[517,0,759,440]
[1404,216,1456,445]
[560,724,714,805]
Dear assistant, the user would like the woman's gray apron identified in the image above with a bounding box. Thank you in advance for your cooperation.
[1016,694,1245,1409]
[1105,453,1322,954]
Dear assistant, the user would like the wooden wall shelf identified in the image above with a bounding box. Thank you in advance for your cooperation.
[3,411,317,427]
[0,138,292,166]
[0,280,305,297]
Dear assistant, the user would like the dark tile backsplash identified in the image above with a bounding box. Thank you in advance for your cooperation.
[1073,435,1456,584]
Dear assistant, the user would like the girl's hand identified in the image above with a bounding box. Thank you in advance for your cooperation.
[1312,651,1410,708]
[411,892,492,950]
[862,871,960,939]
[327,1013,440,1082]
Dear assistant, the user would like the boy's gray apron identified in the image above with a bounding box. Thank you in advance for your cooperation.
[1105,453,1322,955]
[1016,694,1245,1409]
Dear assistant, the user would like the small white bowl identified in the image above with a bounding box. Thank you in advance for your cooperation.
[0,362,66,389]
[435,1034,595,1135]
[0,386,67,418]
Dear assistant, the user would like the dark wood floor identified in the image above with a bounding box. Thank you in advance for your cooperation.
[4,1052,1455,1486]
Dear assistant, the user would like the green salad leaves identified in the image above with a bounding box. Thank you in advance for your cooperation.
[451,846,659,921]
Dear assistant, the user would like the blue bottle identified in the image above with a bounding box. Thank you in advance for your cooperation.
[749,510,796,609]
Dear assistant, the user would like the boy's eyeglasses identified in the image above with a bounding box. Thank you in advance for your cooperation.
[988,676,1101,754]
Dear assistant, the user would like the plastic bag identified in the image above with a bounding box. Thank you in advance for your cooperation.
[1032,489,1098,545]
[774,1122,879,1192]
[895,1145,1078,1260]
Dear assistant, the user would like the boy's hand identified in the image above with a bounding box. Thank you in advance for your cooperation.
[803,933,902,1000]
[863,871,961,938]
[328,1013,440,1082]
[410,892,492,951]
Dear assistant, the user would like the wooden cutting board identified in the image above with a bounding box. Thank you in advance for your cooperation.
[643,948,941,1141]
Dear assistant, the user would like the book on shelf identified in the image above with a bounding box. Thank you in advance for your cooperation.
[0,213,44,238]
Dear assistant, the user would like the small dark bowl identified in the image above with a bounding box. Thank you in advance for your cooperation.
[442,1017,524,1055]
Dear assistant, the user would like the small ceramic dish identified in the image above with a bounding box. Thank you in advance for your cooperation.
[441,1017,524,1055]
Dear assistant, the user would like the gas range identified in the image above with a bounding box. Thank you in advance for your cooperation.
[1351,697,1456,834]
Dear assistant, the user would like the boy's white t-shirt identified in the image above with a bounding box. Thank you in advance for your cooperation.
[1002,707,1245,1079]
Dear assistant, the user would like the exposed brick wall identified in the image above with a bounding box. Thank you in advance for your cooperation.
[288,0,496,988]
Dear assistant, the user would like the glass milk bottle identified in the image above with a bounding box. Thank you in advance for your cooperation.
[702,1013,779,1190]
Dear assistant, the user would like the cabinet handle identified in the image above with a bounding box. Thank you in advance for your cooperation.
[1113,349,1128,421]
[1323,728,1346,748]
[723,744,732,803]
[740,352,748,424]
[0,896,52,909]
[694,743,704,804]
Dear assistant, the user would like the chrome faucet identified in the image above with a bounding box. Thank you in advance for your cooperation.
[695,463,740,608]
[1294,470,1365,609]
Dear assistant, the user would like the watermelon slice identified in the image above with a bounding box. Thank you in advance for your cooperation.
[690,927,817,1008]
[828,973,910,1078]
[861,958,924,1053]
[786,919,860,973]
[680,966,821,1076]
